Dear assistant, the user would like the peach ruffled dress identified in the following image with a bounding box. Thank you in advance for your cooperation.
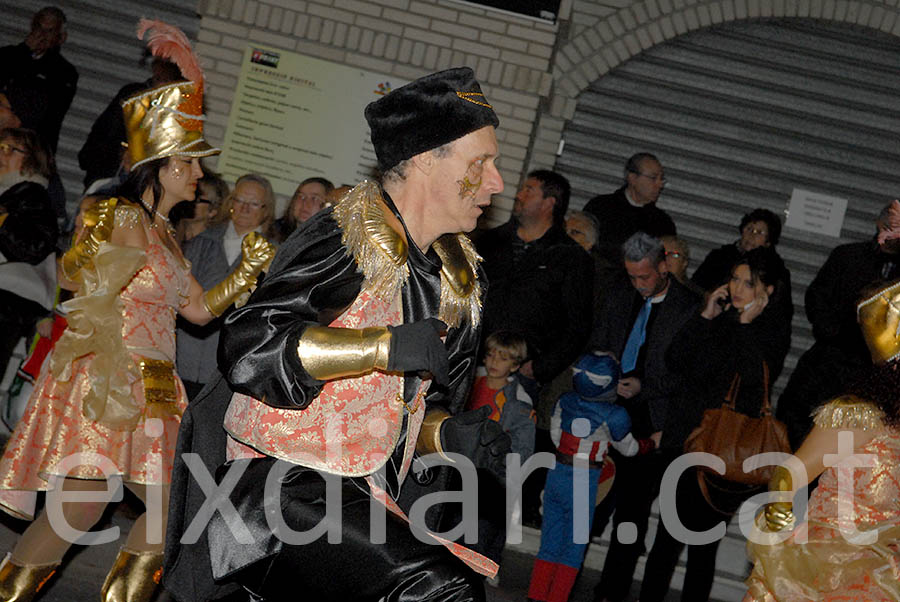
[746,425,900,601]
[0,234,190,520]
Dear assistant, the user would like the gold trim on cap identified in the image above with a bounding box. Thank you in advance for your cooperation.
[456,91,492,108]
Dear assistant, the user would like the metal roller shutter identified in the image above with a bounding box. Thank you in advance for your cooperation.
[0,0,199,220]
[557,18,900,396]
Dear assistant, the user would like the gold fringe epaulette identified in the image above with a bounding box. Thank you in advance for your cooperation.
[433,233,482,329]
[113,200,142,230]
[813,395,885,431]
[331,181,483,329]
[332,181,409,303]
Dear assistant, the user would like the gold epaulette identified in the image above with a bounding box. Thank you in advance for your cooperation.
[813,395,885,430]
[332,181,483,329]
[332,181,409,303]
[113,199,142,230]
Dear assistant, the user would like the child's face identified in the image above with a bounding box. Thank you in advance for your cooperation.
[484,347,519,380]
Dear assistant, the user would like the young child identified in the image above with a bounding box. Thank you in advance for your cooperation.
[527,352,650,602]
[467,330,535,459]
[465,330,535,575]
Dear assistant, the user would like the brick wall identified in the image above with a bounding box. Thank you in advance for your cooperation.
[194,0,900,224]
[195,0,579,224]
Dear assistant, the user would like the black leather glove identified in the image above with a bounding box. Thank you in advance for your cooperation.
[387,318,449,386]
[441,405,512,482]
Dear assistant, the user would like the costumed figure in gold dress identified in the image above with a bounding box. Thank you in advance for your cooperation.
[0,20,274,602]
[745,279,900,601]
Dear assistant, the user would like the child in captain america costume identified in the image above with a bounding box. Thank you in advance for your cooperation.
[527,352,649,602]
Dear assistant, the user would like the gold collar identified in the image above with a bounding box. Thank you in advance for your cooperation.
[332,181,482,328]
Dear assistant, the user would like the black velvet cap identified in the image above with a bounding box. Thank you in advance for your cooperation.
[365,67,499,173]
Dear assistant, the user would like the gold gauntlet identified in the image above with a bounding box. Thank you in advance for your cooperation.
[764,465,795,531]
[203,232,275,317]
[296,326,392,380]
[416,409,450,457]
[60,197,118,281]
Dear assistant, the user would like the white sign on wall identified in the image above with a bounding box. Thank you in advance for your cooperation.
[216,45,409,195]
[785,188,847,238]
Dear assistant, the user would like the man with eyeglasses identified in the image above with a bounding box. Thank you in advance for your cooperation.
[0,6,78,154]
[583,152,677,272]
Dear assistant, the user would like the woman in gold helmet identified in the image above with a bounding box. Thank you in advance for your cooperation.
[0,20,274,602]
[745,279,900,601]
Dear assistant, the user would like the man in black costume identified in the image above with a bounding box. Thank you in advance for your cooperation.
[164,67,512,602]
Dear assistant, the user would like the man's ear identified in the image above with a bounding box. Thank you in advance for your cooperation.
[410,151,434,175]
[766,284,775,295]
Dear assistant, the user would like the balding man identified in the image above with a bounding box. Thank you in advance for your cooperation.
[583,152,676,268]
[0,6,78,152]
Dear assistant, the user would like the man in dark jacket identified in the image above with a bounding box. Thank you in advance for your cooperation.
[478,170,594,387]
[589,232,700,602]
[477,170,594,525]
[776,203,900,447]
[583,153,676,270]
[0,7,78,154]
[163,67,512,602]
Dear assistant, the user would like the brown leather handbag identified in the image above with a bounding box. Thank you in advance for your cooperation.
[684,362,791,487]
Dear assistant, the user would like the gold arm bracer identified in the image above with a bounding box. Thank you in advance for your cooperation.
[60,197,118,281]
[296,325,392,380]
[416,409,451,458]
[764,465,795,532]
[203,232,275,317]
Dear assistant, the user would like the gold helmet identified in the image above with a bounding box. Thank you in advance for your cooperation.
[121,19,219,169]
[857,280,900,365]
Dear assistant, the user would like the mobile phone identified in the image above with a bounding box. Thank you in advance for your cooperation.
[717,294,731,309]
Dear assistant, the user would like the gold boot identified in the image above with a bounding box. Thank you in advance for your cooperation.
[100,548,163,602]
[0,553,58,602]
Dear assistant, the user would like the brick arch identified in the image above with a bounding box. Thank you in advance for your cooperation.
[546,0,900,120]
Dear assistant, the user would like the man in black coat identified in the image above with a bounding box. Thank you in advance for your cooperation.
[776,203,900,447]
[477,170,594,525]
[583,153,676,271]
[0,7,78,154]
[589,232,700,602]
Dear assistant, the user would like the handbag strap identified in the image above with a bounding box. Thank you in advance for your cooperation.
[724,373,741,409]
[759,361,772,416]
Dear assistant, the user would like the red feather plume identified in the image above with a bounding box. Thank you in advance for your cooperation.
[136,18,203,89]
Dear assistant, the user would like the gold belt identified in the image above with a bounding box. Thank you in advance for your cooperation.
[137,357,177,406]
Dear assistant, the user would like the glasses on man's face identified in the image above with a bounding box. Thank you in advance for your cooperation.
[0,142,26,156]
[636,171,666,184]
[745,227,767,237]
[233,198,263,210]
[665,250,682,259]
[295,193,324,205]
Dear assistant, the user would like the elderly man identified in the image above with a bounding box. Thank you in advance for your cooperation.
[164,67,511,602]
[0,7,78,153]
[583,152,676,267]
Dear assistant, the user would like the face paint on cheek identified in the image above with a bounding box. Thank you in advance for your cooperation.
[170,162,186,180]
[457,160,485,199]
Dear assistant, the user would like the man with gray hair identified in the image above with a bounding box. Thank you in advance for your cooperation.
[589,231,700,602]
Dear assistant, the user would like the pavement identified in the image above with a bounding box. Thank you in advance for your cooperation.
[0,497,740,601]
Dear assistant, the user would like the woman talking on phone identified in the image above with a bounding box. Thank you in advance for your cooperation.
[637,246,792,602]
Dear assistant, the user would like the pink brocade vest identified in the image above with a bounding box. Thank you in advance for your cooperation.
[223,289,427,479]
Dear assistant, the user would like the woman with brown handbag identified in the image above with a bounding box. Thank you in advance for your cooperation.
[638,246,792,602]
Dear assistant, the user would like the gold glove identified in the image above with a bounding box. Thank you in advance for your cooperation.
[764,465,795,531]
[416,409,451,457]
[296,326,391,380]
[203,232,276,317]
[60,197,118,280]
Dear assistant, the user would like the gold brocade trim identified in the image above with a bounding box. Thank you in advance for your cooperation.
[332,181,409,303]
[813,396,885,431]
[433,233,482,329]
[331,181,483,329]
